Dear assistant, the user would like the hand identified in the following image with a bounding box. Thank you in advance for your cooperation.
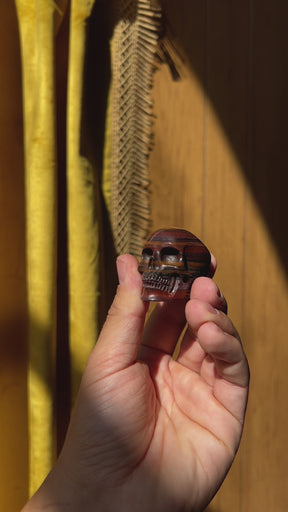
[24,254,249,512]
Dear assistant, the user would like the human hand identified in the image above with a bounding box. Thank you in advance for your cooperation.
[24,254,249,512]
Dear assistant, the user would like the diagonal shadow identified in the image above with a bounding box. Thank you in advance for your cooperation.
[160,0,288,277]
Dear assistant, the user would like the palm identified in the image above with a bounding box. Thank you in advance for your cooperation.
[101,346,244,511]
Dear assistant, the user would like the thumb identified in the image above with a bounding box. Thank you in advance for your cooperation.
[86,254,148,378]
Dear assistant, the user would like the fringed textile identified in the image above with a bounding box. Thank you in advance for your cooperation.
[110,0,163,256]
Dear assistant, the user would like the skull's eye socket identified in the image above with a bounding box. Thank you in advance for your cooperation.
[161,247,180,264]
[142,248,153,260]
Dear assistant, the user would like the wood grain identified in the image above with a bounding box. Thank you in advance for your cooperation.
[150,1,288,510]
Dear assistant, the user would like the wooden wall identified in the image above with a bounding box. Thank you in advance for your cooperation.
[150,1,288,510]
[1,1,288,510]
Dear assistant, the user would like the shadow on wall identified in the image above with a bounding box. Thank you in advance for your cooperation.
[81,0,288,279]
[162,0,288,277]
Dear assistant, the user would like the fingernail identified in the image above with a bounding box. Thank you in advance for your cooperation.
[207,303,218,314]
[216,286,224,298]
[116,256,127,285]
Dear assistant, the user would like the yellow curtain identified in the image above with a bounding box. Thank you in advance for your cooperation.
[67,0,100,407]
[12,0,162,500]
[15,0,58,495]
[15,0,101,495]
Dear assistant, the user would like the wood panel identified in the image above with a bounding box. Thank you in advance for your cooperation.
[242,1,288,509]
[150,1,288,510]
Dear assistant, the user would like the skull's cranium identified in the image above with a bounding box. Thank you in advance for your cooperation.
[138,228,211,301]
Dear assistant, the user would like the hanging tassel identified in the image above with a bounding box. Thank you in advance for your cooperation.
[110,0,163,256]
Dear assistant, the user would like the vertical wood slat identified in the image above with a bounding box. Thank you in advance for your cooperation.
[150,1,288,510]
[202,3,250,510]
[242,1,288,509]
[150,1,207,236]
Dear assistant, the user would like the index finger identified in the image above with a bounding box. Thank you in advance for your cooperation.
[137,300,187,362]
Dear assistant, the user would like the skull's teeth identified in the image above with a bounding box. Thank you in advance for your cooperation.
[142,273,175,293]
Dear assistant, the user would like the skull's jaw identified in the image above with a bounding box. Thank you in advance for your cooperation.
[140,272,192,302]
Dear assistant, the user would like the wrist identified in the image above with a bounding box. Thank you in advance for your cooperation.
[21,464,90,512]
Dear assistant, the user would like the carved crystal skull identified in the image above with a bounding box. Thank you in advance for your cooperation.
[138,228,211,301]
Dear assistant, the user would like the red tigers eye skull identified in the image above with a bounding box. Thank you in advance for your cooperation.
[138,228,211,301]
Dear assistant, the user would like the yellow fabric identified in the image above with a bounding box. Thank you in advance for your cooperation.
[15,0,100,494]
[67,0,98,402]
[102,80,113,219]
[15,0,57,495]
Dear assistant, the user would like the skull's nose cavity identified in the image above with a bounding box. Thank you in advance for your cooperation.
[142,248,153,261]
